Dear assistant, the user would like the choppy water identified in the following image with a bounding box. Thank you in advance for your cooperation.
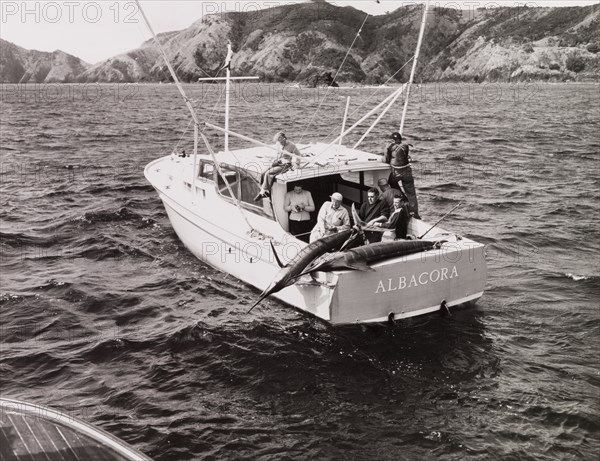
[1,82,599,460]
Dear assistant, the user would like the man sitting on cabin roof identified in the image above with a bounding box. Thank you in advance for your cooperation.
[310,192,351,243]
[373,194,410,240]
[254,132,304,201]
[357,188,390,243]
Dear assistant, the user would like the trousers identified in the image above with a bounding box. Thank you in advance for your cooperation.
[261,163,292,191]
[390,167,420,219]
[289,219,312,243]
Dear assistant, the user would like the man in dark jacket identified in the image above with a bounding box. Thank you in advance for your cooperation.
[357,188,390,243]
[384,132,421,219]
[373,194,411,240]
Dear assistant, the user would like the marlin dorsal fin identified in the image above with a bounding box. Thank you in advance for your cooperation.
[347,261,376,272]
[269,240,285,268]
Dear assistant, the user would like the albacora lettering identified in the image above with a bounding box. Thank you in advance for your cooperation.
[375,266,459,294]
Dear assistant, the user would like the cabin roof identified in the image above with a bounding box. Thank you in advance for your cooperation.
[205,142,389,182]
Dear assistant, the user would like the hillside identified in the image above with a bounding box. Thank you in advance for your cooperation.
[0,39,89,83]
[1,2,598,84]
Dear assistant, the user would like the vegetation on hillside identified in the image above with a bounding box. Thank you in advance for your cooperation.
[2,3,598,84]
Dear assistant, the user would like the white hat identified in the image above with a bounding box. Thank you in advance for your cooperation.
[330,192,343,201]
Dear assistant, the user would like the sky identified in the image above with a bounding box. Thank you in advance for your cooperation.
[1,0,598,64]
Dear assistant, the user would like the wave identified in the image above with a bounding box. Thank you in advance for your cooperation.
[73,206,142,225]
[82,337,151,363]
[484,138,511,144]
[564,273,600,284]
[82,184,155,195]
[541,205,596,218]
[421,182,468,192]
[0,230,54,248]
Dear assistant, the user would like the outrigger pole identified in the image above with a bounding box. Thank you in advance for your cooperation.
[307,85,407,165]
[400,0,430,134]
[353,84,408,149]
[326,0,430,151]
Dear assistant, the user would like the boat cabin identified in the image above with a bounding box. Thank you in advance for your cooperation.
[194,142,391,237]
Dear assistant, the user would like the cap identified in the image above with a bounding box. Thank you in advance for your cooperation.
[273,131,286,142]
[330,192,343,202]
[377,178,389,186]
[391,132,402,141]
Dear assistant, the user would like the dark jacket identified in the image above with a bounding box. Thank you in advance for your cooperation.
[358,199,390,224]
[380,204,410,239]
[385,142,410,168]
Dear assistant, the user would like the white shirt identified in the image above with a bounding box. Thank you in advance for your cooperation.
[284,190,315,221]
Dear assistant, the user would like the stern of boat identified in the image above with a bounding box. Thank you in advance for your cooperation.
[328,238,487,324]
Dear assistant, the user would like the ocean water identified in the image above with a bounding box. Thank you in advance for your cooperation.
[1,82,599,460]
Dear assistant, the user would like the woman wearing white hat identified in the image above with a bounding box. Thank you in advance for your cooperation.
[309,192,351,243]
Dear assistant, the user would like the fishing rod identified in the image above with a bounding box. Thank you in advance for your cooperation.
[419,202,462,239]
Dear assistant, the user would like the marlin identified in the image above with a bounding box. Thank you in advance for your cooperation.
[248,229,362,312]
[302,240,440,274]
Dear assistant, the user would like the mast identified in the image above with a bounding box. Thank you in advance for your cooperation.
[399,0,430,134]
[337,97,351,162]
[224,42,233,152]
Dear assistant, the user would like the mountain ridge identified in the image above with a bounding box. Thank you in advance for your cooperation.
[2,3,598,84]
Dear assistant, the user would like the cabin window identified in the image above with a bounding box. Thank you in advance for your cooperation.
[198,161,215,181]
[239,172,261,205]
[215,166,272,218]
[217,168,239,198]
[216,166,261,205]
[338,171,384,204]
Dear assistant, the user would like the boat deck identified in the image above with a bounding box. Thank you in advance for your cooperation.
[0,399,151,461]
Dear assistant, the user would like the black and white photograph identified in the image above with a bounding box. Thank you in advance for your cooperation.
[1,0,598,459]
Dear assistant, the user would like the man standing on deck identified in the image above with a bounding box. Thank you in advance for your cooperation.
[255,132,303,201]
[357,188,390,243]
[284,185,315,242]
[310,193,351,243]
[384,132,421,219]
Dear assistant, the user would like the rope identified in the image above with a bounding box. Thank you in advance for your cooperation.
[299,13,370,144]
[173,119,193,152]
[175,70,225,152]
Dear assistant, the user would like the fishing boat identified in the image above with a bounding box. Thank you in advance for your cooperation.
[141,1,486,325]
[0,398,151,461]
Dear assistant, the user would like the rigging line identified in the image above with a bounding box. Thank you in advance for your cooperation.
[298,13,370,144]
[174,63,226,151]
[202,70,227,124]
[320,56,414,143]
[182,65,229,150]
[174,79,225,154]
[173,118,193,152]
[135,0,256,233]
[199,131,257,233]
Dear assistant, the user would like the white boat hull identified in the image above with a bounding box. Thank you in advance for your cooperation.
[147,155,486,325]
[158,190,335,321]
